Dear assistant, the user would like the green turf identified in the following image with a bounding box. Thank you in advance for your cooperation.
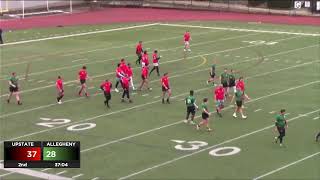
[0,21,319,180]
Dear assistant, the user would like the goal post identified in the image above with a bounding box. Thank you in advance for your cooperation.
[1,0,73,19]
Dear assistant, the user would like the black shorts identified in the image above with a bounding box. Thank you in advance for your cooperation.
[236,101,242,108]
[202,112,209,119]
[222,82,228,88]
[104,92,111,100]
[187,106,196,116]
[277,126,286,136]
[210,72,215,78]
[9,86,18,92]
[162,86,170,92]
[80,79,86,84]
[229,81,235,87]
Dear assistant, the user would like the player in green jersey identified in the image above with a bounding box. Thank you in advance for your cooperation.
[228,69,236,97]
[220,68,229,99]
[7,72,22,105]
[207,63,216,85]
[184,90,198,125]
[274,109,288,146]
[196,98,212,132]
[231,88,247,119]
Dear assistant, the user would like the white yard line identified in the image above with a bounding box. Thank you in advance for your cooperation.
[91,177,99,180]
[72,173,84,179]
[313,117,319,120]
[0,23,159,47]
[0,59,317,119]
[142,94,149,97]
[159,23,320,36]
[72,58,88,63]
[269,111,276,114]
[253,152,320,180]
[56,170,67,175]
[41,168,52,172]
[0,172,15,177]
[0,163,71,180]
[77,80,319,153]
[254,109,262,112]
[118,109,320,180]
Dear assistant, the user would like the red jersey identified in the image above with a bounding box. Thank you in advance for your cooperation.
[116,67,124,78]
[100,81,112,93]
[136,43,143,54]
[78,69,87,80]
[142,54,149,66]
[127,67,133,77]
[121,77,130,89]
[161,76,169,88]
[215,86,225,100]
[120,62,128,74]
[153,53,159,63]
[236,80,245,91]
[141,67,148,78]
[56,79,63,90]
[184,32,191,41]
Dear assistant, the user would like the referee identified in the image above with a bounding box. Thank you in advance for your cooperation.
[0,28,3,44]
[274,109,288,147]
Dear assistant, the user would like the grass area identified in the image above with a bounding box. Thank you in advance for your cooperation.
[0,21,319,179]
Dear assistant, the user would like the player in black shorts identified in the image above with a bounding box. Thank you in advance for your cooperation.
[220,68,229,99]
[0,28,3,44]
[7,72,22,105]
[207,63,216,86]
[184,90,198,124]
[228,69,236,97]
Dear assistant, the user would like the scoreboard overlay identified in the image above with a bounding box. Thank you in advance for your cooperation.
[4,141,80,168]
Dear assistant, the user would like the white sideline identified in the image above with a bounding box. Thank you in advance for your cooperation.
[0,162,71,180]
[0,57,318,119]
[80,80,320,153]
[0,35,307,97]
[0,23,159,47]
[159,23,320,36]
[253,151,320,180]
[118,109,320,180]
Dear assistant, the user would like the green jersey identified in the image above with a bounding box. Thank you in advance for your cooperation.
[229,73,236,84]
[221,72,229,83]
[235,90,243,102]
[275,114,286,128]
[9,76,18,87]
[185,96,196,107]
[201,103,208,112]
[211,64,216,73]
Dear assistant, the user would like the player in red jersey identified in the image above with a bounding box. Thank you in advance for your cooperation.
[121,76,132,103]
[78,66,89,97]
[184,30,191,52]
[135,41,143,65]
[141,50,149,68]
[149,50,161,77]
[138,66,151,91]
[56,76,64,104]
[127,63,135,90]
[100,79,112,108]
[115,63,125,93]
[120,58,128,74]
[214,84,225,117]
[161,73,171,104]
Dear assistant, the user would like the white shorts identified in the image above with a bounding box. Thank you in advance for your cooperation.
[184,41,190,46]
[141,62,146,67]
[230,86,236,93]
[153,63,159,66]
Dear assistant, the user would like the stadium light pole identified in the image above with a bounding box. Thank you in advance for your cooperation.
[70,0,73,13]
[46,0,49,11]
[22,0,25,18]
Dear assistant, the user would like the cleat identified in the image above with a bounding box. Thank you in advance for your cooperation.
[233,113,237,118]
[274,137,278,143]
[166,99,170,104]
[7,99,10,103]
[196,125,200,130]
[206,81,209,85]
[280,143,283,147]
[17,102,22,105]
[162,99,165,104]
[190,121,195,125]
[58,100,62,105]
[121,99,125,103]
[129,99,133,103]
[207,128,212,132]
[183,120,188,123]
[115,88,119,93]
[242,115,247,119]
